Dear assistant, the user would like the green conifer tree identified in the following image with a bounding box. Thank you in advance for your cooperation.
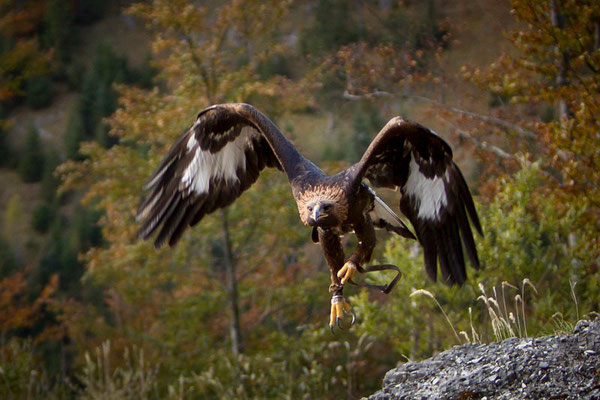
[64,101,86,159]
[18,123,44,182]
[42,0,76,64]
[0,125,13,168]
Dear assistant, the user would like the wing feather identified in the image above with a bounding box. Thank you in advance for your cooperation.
[368,188,415,239]
[168,193,207,246]
[137,103,303,248]
[354,117,482,286]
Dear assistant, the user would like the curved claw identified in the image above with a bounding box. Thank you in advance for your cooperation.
[349,307,356,325]
[337,261,357,285]
[329,295,356,333]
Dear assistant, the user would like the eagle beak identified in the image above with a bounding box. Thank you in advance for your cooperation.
[312,204,328,222]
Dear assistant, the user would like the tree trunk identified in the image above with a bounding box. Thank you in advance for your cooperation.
[594,19,600,51]
[550,0,572,121]
[220,208,244,355]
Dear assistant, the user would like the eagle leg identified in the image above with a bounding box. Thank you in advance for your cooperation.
[337,214,377,285]
[329,295,355,333]
[337,260,358,285]
[317,228,357,332]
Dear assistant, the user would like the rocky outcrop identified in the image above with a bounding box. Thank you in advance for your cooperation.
[365,319,600,400]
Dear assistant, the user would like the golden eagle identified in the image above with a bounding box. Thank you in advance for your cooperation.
[137,103,482,331]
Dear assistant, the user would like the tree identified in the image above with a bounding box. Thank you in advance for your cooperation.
[3,194,25,259]
[64,100,86,159]
[0,235,18,278]
[462,0,599,203]
[354,162,597,359]
[18,122,45,182]
[0,2,53,107]
[24,74,53,109]
[32,148,60,234]
[42,0,76,65]
[346,0,600,358]
[0,269,58,352]
[299,0,362,56]
[57,0,318,389]
[459,0,600,302]
[0,123,14,168]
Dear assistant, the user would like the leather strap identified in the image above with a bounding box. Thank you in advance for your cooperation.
[349,264,402,294]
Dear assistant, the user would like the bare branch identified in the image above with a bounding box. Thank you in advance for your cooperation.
[438,117,515,160]
[441,118,560,183]
[343,89,394,100]
[343,90,538,140]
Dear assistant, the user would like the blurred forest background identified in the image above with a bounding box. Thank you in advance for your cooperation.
[0,0,598,398]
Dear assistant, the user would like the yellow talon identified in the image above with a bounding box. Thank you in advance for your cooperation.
[337,261,357,284]
[329,295,356,332]
[329,302,337,328]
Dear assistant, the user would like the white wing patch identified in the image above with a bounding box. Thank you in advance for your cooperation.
[186,132,198,150]
[181,127,253,195]
[404,156,448,220]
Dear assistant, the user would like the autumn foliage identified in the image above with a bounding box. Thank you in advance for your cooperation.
[1,0,599,398]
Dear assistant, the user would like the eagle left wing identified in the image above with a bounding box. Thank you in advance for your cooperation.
[352,117,482,286]
[136,104,292,248]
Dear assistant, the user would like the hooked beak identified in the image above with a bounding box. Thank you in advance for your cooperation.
[312,204,328,222]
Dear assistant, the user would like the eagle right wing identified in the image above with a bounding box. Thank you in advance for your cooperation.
[137,103,301,248]
[352,117,482,286]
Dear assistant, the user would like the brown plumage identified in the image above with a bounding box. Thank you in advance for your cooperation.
[137,103,482,330]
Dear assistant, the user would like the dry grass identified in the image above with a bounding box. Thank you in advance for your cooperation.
[409,278,581,346]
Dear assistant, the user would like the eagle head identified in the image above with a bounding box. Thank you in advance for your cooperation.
[306,200,337,227]
[297,186,348,228]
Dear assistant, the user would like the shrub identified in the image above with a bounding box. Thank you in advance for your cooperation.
[352,163,598,357]
[75,341,158,400]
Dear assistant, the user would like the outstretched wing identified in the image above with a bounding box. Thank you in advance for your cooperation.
[353,117,482,286]
[137,103,300,248]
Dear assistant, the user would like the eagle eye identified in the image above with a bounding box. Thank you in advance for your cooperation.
[307,205,313,212]
[323,204,332,211]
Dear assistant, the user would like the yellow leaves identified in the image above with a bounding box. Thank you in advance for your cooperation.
[332,41,429,97]
[54,0,320,364]
[0,268,58,334]
[127,0,303,109]
[457,2,599,258]
[0,0,45,37]
[0,38,53,102]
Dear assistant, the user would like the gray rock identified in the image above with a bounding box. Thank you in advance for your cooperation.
[364,319,600,400]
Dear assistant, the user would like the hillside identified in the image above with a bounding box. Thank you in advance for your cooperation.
[1,0,511,267]
[1,3,151,268]
[1,1,598,399]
